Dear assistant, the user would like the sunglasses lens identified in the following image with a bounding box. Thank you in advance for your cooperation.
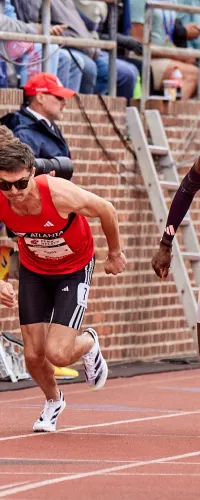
[0,181,10,191]
[55,95,64,101]
[15,179,29,190]
[0,176,30,191]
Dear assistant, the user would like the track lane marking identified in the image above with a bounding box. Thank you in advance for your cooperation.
[1,449,200,496]
[0,481,29,491]
[1,408,200,442]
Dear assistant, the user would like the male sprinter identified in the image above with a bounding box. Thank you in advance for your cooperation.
[0,126,126,432]
[152,156,200,348]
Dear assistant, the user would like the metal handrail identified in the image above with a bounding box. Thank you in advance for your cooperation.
[0,32,116,49]
[146,2,200,14]
[41,0,117,95]
[0,0,117,96]
[141,1,200,113]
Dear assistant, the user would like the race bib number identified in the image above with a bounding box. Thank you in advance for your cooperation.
[24,237,74,260]
[78,283,89,308]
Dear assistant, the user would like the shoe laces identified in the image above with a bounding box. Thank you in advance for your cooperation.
[83,351,96,380]
[40,399,59,421]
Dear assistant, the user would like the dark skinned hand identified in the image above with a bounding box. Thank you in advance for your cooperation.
[151,243,172,280]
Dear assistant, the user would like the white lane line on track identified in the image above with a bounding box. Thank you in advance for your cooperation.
[1,449,200,496]
[0,371,199,404]
[0,481,29,491]
[1,472,200,477]
[108,473,200,476]
[1,408,200,442]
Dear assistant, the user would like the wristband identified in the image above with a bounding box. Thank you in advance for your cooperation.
[160,239,172,249]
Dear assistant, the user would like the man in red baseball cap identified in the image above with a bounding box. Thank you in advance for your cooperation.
[24,72,76,99]
[0,72,75,160]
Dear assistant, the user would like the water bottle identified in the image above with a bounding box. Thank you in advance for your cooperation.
[171,67,183,100]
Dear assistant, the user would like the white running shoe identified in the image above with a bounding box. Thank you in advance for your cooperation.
[82,328,108,391]
[33,390,66,432]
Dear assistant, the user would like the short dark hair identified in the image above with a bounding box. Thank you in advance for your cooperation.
[0,125,14,144]
[24,94,35,106]
[0,125,34,172]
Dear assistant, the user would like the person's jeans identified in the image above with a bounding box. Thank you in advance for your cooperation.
[71,50,97,94]
[57,48,85,91]
[69,50,139,98]
[95,51,139,99]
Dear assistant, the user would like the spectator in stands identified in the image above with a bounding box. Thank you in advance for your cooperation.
[2,0,85,91]
[0,73,73,159]
[12,0,139,99]
[74,0,108,34]
[76,0,155,95]
[130,0,198,99]
[177,0,200,50]
[53,0,140,99]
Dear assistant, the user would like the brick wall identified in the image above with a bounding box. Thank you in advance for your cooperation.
[0,91,197,361]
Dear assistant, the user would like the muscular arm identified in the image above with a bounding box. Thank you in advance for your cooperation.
[48,176,122,256]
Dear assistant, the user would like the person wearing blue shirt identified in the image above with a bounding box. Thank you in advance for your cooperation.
[130,0,198,98]
[177,0,200,50]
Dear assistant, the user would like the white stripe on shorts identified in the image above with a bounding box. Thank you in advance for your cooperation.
[68,257,95,329]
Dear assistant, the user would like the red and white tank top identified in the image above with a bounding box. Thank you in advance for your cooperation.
[0,175,94,274]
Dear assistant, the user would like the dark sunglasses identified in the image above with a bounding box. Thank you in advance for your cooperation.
[54,95,65,101]
[46,93,65,101]
[0,173,32,191]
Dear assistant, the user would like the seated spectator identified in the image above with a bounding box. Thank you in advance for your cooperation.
[130,0,198,99]
[74,0,108,34]
[76,0,155,95]
[13,0,139,99]
[0,72,73,159]
[97,0,154,94]
[177,0,200,50]
[10,0,97,94]
[50,0,139,100]
[2,0,84,91]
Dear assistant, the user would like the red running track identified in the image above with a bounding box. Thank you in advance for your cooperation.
[1,369,200,499]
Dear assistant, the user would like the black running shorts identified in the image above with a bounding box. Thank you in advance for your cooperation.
[19,256,95,328]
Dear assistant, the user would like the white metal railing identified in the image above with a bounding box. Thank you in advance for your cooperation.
[42,0,118,96]
[0,0,118,96]
[141,1,200,113]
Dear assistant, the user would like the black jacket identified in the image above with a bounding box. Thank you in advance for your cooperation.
[0,105,71,159]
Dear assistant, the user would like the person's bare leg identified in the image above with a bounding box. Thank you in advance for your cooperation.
[21,323,60,401]
[162,60,198,100]
[46,324,94,367]
[46,324,108,393]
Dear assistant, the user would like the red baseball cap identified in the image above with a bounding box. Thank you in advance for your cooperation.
[24,72,76,98]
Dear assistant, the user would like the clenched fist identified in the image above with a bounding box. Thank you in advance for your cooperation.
[152,244,172,280]
[0,281,17,308]
[104,251,127,275]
